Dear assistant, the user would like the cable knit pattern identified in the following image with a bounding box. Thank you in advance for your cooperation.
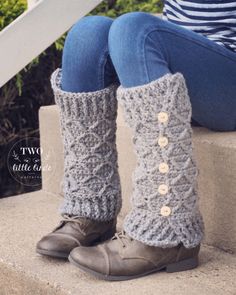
[117,72,204,248]
[51,69,122,221]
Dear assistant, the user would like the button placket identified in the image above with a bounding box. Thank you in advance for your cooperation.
[157,111,169,123]
[156,112,172,216]
[158,162,169,174]
[160,206,171,216]
[157,136,168,147]
[158,184,169,195]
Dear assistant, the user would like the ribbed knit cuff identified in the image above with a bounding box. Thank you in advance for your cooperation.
[60,193,120,221]
[51,68,118,121]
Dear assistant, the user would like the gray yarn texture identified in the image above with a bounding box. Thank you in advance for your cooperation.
[117,73,204,248]
[51,68,122,221]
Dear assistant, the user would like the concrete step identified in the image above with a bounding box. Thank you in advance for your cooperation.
[39,105,236,253]
[0,190,236,295]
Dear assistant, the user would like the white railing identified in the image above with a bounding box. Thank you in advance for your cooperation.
[0,0,103,87]
[27,0,39,9]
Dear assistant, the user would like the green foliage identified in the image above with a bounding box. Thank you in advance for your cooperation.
[92,0,163,17]
[0,0,62,197]
[0,0,27,94]
[0,0,64,94]
[0,0,26,29]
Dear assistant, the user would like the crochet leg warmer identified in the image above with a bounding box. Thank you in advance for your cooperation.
[117,73,204,248]
[51,69,122,221]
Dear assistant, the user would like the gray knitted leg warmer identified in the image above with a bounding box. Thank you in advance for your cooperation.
[50,69,122,221]
[117,72,204,248]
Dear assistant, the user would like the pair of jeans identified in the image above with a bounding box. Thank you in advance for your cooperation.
[61,12,236,132]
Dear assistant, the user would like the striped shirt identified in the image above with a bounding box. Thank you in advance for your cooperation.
[162,0,236,52]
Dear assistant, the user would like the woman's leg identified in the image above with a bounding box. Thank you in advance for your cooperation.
[69,12,207,280]
[108,12,236,132]
[70,69,203,279]
[36,16,121,258]
[61,15,118,92]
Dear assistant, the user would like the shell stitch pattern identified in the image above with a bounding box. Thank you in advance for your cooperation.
[51,69,122,221]
[117,73,204,248]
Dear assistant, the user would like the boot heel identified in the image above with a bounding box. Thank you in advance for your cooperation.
[166,256,198,273]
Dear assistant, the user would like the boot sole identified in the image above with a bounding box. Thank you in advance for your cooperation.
[69,255,198,281]
[36,248,69,259]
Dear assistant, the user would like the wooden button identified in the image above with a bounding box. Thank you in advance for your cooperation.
[157,112,169,123]
[161,206,172,217]
[158,136,168,147]
[158,184,169,195]
[159,163,169,174]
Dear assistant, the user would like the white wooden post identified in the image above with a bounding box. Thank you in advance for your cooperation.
[27,0,39,9]
[0,0,103,87]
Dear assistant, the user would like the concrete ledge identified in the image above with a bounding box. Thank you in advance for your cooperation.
[0,191,236,295]
[192,128,236,253]
[39,105,64,197]
[39,105,236,253]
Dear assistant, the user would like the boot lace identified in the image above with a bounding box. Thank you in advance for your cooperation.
[61,214,85,227]
[112,231,133,248]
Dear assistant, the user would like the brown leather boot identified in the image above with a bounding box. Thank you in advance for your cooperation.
[69,231,200,281]
[36,215,116,259]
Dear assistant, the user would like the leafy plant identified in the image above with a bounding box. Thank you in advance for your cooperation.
[92,0,163,17]
[0,0,26,28]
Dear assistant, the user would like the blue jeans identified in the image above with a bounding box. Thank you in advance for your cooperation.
[61,12,236,131]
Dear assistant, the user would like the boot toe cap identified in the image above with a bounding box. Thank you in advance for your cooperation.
[70,245,108,275]
[36,234,78,257]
